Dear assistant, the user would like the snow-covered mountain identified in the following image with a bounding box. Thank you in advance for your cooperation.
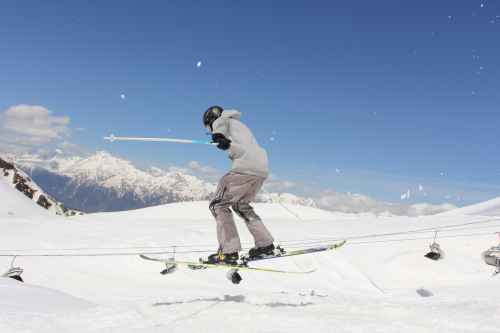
[14,151,215,212]
[13,151,317,213]
[0,156,81,216]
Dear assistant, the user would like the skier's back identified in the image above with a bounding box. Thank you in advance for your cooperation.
[203,105,275,264]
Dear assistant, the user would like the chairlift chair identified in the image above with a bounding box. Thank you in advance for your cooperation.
[482,233,500,276]
[424,231,444,261]
[160,247,178,275]
[2,257,24,282]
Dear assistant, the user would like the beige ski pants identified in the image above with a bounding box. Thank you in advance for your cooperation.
[209,172,274,254]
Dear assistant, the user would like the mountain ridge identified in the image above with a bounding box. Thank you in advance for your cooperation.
[13,151,316,213]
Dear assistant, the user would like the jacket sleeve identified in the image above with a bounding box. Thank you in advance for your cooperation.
[212,117,246,160]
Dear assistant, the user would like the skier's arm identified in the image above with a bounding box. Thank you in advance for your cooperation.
[212,118,246,158]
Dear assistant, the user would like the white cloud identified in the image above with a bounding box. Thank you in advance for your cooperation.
[1,105,70,147]
[316,191,380,214]
[167,166,189,174]
[184,160,220,182]
[315,190,456,216]
[263,179,297,193]
[188,161,218,174]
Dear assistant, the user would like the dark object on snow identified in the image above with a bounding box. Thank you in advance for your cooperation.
[227,269,242,284]
[416,288,433,297]
[12,172,36,199]
[211,133,231,151]
[37,194,52,209]
[0,157,15,170]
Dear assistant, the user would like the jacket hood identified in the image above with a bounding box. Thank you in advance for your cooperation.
[221,109,241,120]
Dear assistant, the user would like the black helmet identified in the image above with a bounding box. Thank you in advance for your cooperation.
[203,105,223,132]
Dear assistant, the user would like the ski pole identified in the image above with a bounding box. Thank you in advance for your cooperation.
[103,134,216,146]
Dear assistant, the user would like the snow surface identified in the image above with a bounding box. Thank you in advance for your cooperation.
[1,176,499,332]
[439,197,500,217]
[0,177,50,218]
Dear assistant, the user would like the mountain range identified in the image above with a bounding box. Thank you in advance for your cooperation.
[7,151,316,213]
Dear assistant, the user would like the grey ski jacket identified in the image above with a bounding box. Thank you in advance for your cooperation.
[211,110,269,178]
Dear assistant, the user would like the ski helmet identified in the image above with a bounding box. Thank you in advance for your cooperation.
[203,105,223,132]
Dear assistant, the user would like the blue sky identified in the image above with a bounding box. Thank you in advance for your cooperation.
[1,0,499,205]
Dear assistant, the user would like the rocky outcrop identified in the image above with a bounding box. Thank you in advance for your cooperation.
[0,156,83,216]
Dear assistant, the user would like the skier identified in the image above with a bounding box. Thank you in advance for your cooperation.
[203,105,275,264]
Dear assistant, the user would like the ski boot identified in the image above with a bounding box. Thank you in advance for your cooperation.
[248,244,277,259]
[205,251,239,265]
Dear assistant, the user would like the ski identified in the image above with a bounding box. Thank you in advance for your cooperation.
[140,240,345,273]
[139,254,315,274]
[240,240,347,263]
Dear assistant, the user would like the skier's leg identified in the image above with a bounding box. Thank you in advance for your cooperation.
[233,201,274,247]
[231,177,274,248]
[209,174,242,254]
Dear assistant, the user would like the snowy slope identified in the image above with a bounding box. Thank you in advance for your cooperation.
[1,182,499,332]
[0,278,92,314]
[440,196,500,217]
[0,157,80,216]
[0,174,51,218]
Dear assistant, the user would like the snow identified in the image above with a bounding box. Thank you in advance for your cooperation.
[0,278,92,314]
[440,197,500,217]
[0,174,50,218]
[0,159,79,216]
[1,176,499,332]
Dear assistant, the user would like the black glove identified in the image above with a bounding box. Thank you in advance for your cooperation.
[212,133,231,151]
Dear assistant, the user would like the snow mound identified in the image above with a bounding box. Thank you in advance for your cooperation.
[101,200,339,220]
[442,197,500,217]
[0,278,92,314]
